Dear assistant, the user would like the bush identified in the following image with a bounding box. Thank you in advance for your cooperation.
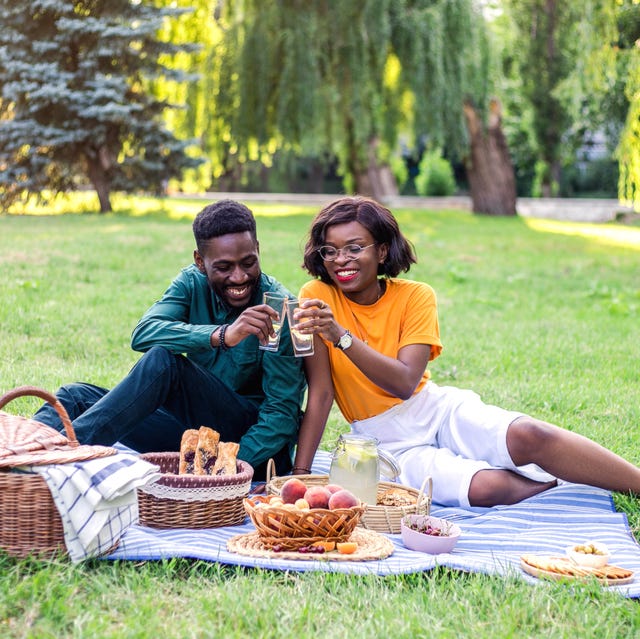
[415,150,456,196]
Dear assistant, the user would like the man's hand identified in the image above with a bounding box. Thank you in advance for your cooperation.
[224,303,280,348]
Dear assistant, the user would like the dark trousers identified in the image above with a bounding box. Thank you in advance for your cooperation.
[33,346,291,479]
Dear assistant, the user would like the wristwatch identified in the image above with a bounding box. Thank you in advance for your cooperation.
[334,330,353,351]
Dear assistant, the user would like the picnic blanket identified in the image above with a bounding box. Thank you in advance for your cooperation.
[105,452,640,597]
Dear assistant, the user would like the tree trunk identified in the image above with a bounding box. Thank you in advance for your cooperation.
[85,146,113,213]
[463,99,517,216]
[354,137,398,201]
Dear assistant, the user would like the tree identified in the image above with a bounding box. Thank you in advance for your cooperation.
[193,0,489,201]
[464,99,517,215]
[497,0,583,197]
[0,0,201,213]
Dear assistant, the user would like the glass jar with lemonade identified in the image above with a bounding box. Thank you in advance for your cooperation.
[329,434,380,504]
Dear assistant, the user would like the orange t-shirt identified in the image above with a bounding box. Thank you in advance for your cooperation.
[299,278,443,423]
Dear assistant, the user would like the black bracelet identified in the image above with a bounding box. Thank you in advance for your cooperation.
[218,324,229,351]
[292,466,311,474]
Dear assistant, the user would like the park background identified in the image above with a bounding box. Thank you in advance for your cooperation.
[2,2,640,638]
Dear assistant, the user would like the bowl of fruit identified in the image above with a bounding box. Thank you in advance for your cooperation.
[400,514,461,554]
[244,477,365,550]
[565,541,610,568]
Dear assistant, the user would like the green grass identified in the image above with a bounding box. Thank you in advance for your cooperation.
[1,196,640,637]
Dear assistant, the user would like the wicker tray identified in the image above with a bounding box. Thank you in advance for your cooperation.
[243,494,365,550]
[266,461,432,534]
[137,451,254,529]
[0,385,117,558]
[228,527,394,561]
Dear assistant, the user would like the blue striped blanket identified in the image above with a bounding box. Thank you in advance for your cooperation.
[106,454,640,598]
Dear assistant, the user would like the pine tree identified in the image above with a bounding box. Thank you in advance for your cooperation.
[0,0,201,212]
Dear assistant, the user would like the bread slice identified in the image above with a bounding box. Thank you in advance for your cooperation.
[178,429,199,474]
[193,426,220,475]
[211,441,239,475]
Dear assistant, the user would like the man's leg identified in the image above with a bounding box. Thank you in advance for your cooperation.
[36,346,259,450]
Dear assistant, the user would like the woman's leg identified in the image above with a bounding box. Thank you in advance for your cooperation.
[468,469,557,506]
[506,416,640,494]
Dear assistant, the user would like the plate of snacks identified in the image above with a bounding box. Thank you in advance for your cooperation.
[520,552,634,586]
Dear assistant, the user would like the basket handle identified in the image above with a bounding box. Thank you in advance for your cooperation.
[0,385,79,448]
[265,457,277,484]
[415,475,433,515]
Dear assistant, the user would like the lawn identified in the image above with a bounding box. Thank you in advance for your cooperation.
[1,195,640,638]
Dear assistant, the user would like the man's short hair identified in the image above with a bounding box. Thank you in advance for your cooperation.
[192,200,257,250]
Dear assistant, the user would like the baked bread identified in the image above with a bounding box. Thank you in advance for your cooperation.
[193,426,220,475]
[377,487,417,507]
[178,429,199,474]
[211,441,239,475]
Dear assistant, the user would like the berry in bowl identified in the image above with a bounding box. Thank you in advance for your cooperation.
[400,514,461,554]
[566,541,610,568]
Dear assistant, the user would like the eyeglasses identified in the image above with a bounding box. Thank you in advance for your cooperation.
[316,243,375,261]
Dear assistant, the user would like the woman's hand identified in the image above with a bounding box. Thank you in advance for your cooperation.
[293,298,343,345]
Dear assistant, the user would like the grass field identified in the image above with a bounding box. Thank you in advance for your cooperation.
[1,195,640,637]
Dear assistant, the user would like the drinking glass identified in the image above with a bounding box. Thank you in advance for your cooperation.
[285,298,315,357]
[260,292,286,351]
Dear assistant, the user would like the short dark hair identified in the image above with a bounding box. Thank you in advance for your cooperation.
[302,196,417,284]
[192,199,257,250]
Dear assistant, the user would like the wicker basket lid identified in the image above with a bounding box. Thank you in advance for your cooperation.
[0,386,116,468]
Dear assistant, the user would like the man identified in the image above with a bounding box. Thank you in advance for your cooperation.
[34,200,305,479]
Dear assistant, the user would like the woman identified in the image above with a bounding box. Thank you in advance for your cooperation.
[291,196,640,507]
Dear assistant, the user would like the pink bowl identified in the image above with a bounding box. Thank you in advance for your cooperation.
[400,514,461,554]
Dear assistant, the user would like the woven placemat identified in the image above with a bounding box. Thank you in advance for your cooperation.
[227,527,394,562]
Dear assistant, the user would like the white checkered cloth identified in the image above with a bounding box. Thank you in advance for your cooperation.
[24,453,160,563]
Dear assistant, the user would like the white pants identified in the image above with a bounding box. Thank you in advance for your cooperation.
[351,382,555,507]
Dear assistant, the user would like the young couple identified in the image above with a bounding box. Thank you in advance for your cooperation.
[37,197,640,505]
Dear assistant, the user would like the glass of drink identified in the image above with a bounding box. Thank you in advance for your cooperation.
[260,292,286,351]
[285,298,315,357]
[329,434,379,504]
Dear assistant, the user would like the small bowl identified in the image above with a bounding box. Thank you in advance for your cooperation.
[566,541,610,568]
[400,514,461,554]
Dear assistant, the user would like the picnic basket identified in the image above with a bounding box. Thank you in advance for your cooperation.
[266,460,432,534]
[0,385,116,558]
[137,452,254,529]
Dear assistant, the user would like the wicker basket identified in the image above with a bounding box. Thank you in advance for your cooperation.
[266,462,432,534]
[0,385,116,558]
[137,452,254,529]
[243,494,365,550]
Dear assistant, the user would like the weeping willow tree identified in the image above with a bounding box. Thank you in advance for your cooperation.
[166,0,490,201]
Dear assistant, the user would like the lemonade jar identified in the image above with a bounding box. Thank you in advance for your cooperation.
[329,434,379,504]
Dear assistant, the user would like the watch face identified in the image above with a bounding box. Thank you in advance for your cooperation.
[339,332,352,349]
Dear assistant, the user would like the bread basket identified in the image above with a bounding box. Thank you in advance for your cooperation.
[137,452,254,529]
[0,385,116,558]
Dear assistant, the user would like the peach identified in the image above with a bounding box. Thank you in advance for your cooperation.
[328,489,359,510]
[295,498,310,510]
[325,484,343,494]
[304,486,331,509]
[280,477,307,504]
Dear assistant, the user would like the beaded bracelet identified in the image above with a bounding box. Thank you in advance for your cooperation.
[292,466,311,474]
[218,324,229,351]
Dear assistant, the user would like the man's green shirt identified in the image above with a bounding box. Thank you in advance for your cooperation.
[130,264,305,469]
